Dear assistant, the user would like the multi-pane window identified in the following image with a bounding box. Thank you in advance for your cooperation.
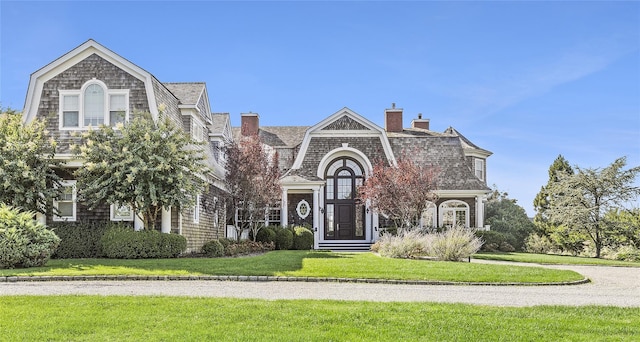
[191,120,204,142]
[59,80,129,129]
[475,158,485,181]
[110,203,134,221]
[53,181,76,221]
[419,202,437,229]
[193,194,201,223]
[439,200,469,228]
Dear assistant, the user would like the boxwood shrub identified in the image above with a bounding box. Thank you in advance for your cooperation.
[275,228,293,250]
[202,239,224,257]
[292,226,314,250]
[0,204,60,269]
[255,226,277,244]
[100,227,186,259]
[50,221,115,258]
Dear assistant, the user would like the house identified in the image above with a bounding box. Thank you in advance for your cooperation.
[234,106,492,250]
[22,39,491,252]
[22,39,230,252]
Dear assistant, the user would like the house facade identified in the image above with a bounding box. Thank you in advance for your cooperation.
[22,40,231,252]
[22,39,491,252]
[234,106,492,250]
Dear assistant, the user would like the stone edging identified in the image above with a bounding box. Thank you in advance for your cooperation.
[0,275,590,286]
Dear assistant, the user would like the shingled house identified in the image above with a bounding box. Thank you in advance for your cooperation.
[22,40,230,252]
[234,106,492,250]
[22,39,491,252]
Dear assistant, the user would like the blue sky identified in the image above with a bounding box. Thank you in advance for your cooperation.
[1,1,639,216]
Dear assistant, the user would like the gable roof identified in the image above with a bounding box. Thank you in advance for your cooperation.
[163,82,205,106]
[23,39,159,123]
[444,126,493,157]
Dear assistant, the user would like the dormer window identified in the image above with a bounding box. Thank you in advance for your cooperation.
[59,79,129,130]
[475,158,485,181]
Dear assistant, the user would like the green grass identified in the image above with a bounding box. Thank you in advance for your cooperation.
[475,252,640,266]
[1,296,638,341]
[0,251,583,283]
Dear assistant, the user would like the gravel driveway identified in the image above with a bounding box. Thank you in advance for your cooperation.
[1,261,638,307]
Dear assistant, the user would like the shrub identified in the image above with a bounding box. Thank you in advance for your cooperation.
[255,226,277,244]
[431,226,483,261]
[0,204,60,269]
[100,227,186,259]
[223,240,275,257]
[524,234,556,254]
[50,221,114,258]
[476,231,517,252]
[612,245,640,262]
[202,239,225,257]
[275,228,293,250]
[292,226,314,250]
[374,229,432,258]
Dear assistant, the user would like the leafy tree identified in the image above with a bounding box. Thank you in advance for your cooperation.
[484,187,535,251]
[359,157,439,229]
[605,208,640,248]
[0,108,62,214]
[546,157,640,258]
[72,109,207,229]
[224,134,281,241]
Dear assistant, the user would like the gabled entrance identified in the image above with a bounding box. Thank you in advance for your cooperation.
[324,157,365,241]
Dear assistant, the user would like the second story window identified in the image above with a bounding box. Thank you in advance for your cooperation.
[59,79,129,130]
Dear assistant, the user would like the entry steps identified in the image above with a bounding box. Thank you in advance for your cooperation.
[317,242,372,252]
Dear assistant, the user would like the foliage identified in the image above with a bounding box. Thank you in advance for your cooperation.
[373,226,482,261]
[0,204,60,268]
[476,230,516,252]
[524,234,557,254]
[222,240,274,256]
[0,108,62,214]
[359,157,438,229]
[292,226,314,250]
[72,109,207,230]
[275,228,293,250]
[100,226,186,259]
[484,186,534,251]
[202,239,225,257]
[224,134,281,241]
[605,208,640,248]
[50,221,114,258]
[533,155,574,227]
[474,251,640,266]
[610,245,640,262]
[255,226,277,244]
[546,157,640,258]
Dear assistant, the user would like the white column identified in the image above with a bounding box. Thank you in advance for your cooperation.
[161,206,171,233]
[134,214,144,231]
[36,212,46,226]
[313,188,320,250]
[476,195,485,229]
[281,188,288,227]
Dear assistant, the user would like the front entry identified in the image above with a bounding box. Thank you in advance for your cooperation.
[324,157,365,240]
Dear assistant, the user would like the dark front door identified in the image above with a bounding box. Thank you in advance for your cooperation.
[336,203,354,239]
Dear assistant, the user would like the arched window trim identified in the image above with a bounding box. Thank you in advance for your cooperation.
[59,79,130,130]
[439,200,470,228]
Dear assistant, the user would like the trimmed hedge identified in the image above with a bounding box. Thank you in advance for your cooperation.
[100,227,186,259]
[50,221,114,258]
[255,226,277,244]
[292,226,314,250]
[202,239,224,257]
[275,229,293,250]
[0,204,60,269]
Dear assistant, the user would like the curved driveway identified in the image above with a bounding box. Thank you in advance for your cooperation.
[1,261,639,307]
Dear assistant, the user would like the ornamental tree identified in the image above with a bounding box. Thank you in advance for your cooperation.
[359,157,439,230]
[546,157,640,258]
[72,110,207,229]
[0,108,62,214]
[224,134,281,241]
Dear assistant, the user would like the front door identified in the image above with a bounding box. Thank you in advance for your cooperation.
[324,157,366,241]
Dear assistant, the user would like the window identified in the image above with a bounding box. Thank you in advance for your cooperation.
[110,203,134,221]
[191,120,204,142]
[59,80,129,129]
[419,201,437,229]
[439,200,469,228]
[266,207,281,226]
[210,141,220,162]
[475,158,485,181]
[193,194,201,223]
[53,181,76,221]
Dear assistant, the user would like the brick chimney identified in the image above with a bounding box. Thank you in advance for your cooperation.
[411,113,430,130]
[385,103,403,133]
[241,112,259,136]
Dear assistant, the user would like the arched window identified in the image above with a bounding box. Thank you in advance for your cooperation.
[324,157,365,240]
[59,79,129,129]
[439,200,469,228]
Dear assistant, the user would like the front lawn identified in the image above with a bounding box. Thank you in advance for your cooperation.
[475,252,640,267]
[0,251,583,283]
[1,296,638,341]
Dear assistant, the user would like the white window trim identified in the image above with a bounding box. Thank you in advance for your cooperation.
[419,201,437,229]
[53,180,77,222]
[58,79,129,130]
[110,203,134,221]
[193,194,201,223]
[475,158,485,181]
[191,117,205,142]
[439,200,470,228]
